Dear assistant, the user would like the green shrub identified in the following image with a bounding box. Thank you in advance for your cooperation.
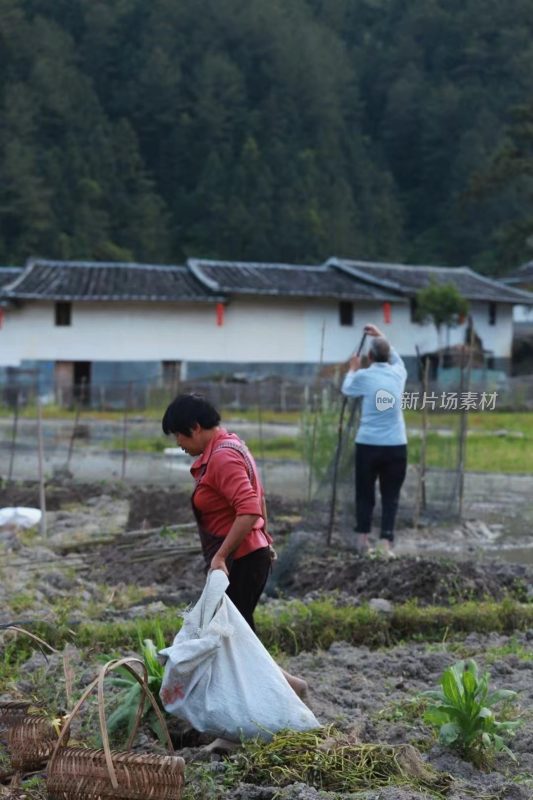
[107,623,167,744]
[423,659,520,766]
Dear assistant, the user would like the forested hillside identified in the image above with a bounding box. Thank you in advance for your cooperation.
[1,0,532,272]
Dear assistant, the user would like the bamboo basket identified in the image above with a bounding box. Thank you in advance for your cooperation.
[0,740,14,781]
[8,714,68,772]
[46,657,185,800]
[0,625,57,757]
[0,702,32,743]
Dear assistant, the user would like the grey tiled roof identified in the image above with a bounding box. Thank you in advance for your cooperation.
[3,257,531,306]
[0,267,23,290]
[501,261,533,288]
[2,259,220,302]
[330,258,533,304]
[188,259,400,301]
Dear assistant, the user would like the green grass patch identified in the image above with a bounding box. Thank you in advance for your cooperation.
[377,696,431,723]
[243,435,300,460]
[107,436,168,453]
[0,404,302,425]
[223,408,301,425]
[32,426,533,471]
[404,410,533,433]
[21,598,533,657]
[408,431,533,473]
[0,640,37,687]
[104,433,301,458]
[483,637,533,665]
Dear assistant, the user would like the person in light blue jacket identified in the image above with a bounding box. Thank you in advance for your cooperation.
[341,323,408,555]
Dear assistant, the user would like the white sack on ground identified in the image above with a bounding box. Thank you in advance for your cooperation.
[159,569,320,741]
[0,507,42,529]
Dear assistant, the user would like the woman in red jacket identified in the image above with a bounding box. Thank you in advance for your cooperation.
[162,394,307,699]
[162,393,273,631]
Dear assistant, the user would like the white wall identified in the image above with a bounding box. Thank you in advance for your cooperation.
[513,304,533,325]
[468,301,513,357]
[1,300,307,365]
[305,301,513,361]
[0,297,514,367]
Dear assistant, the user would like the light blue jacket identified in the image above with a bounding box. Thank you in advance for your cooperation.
[341,348,408,445]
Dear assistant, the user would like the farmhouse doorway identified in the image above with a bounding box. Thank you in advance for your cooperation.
[54,361,92,407]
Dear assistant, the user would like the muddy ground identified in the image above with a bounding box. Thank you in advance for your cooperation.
[1,481,533,799]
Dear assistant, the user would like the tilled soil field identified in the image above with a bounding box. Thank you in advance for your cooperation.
[1,481,532,799]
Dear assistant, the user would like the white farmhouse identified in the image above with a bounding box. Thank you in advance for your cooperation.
[501,261,533,334]
[0,257,531,400]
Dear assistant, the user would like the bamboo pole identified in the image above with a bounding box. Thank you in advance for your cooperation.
[121,383,131,481]
[7,389,19,482]
[326,331,367,547]
[256,381,266,491]
[456,319,475,519]
[36,395,47,538]
[413,347,428,527]
[66,377,84,472]
[307,321,326,503]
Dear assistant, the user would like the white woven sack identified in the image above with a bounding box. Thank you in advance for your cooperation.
[159,569,320,740]
[0,507,42,529]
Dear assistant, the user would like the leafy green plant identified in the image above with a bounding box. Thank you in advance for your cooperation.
[423,659,520,765]
[107,623,168,744]
[377,696,429,723]
[299,404,340,483]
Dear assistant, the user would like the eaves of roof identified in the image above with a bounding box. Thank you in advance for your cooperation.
[328,258,533,305]
[500,261,533,288]
[187,258,404,302]
[468,269,533,304]
[1,259,224,303]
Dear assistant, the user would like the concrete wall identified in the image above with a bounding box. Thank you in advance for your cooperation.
[0,297,514,371]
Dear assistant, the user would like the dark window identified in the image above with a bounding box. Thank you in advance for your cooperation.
[339,301,353,326]
[488,302,497,326]
[410,298,419,323]
[487,356,495,369]
[55,302,71,326]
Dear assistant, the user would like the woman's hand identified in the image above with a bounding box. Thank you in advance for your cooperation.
[210,552,229,576]
[209,514,260,576]
[364,323,383,337]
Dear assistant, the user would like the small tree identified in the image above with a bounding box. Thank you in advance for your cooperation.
[414,280,469,372]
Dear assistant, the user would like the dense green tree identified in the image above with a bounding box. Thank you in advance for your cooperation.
[468,104,533,270]
[0,0,533,270]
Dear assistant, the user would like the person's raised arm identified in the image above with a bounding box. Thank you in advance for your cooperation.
[342,355,367,397]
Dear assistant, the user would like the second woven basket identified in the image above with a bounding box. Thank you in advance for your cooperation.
[46,656,185,800]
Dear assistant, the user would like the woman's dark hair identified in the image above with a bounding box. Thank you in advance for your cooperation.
[162,394,221,436]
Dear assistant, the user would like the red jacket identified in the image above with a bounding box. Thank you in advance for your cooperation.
[191,428,270,559]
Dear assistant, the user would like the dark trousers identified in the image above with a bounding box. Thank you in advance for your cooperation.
[355,443,407,542]
[226,547,271,632]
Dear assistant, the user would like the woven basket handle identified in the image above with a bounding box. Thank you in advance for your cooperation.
[48,657,174,790]
[4,625,58,654]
